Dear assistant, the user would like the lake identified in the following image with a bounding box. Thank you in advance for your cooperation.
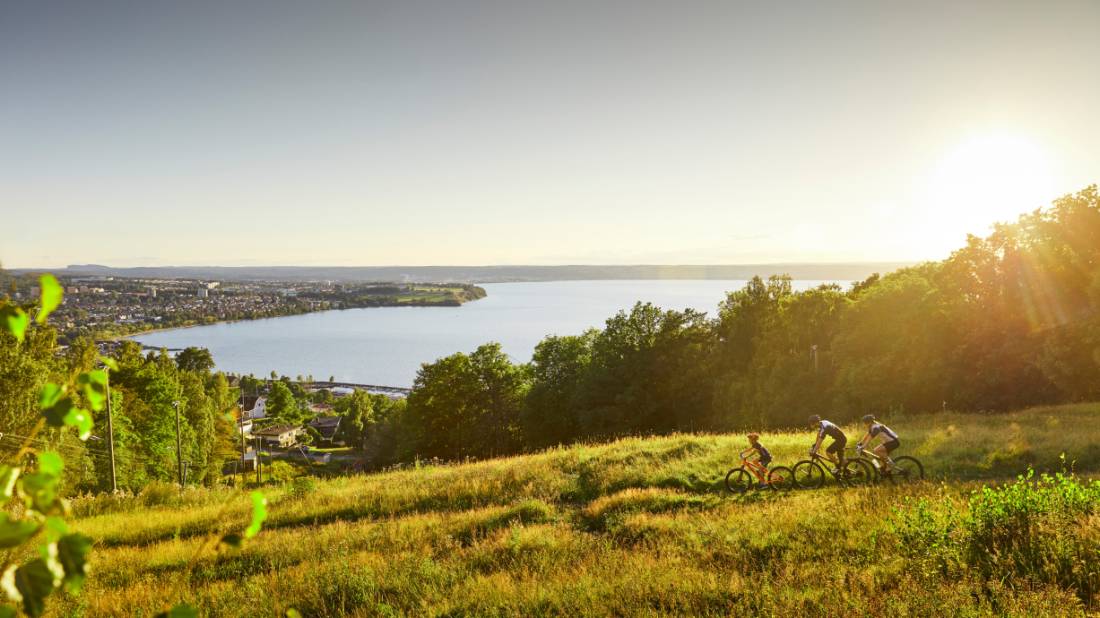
[132,280,842,387]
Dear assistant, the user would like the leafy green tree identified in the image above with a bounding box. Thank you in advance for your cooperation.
[404,343,530,460]
[265,380,305,424]
[521,330,597,448]
[176,347,215,374]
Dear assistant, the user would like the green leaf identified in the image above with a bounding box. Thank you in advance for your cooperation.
[286,610,303,618]
[155,603,199,618]
[1,306,28,344]
[40,394,74,428]
[56,534,92,592]
[76,371,108,412]
[219,533,243,548]
[43,518,67,543]
[0,604,17,618]
[20,455,62,515]
[36,453,62,478]
[62,408,93,441]
[98,356,119,371]
[14,559,56,617]
[0,467,19,504]
[244,491,267,539]
[38,384,64,410]
[35,275,62,325]
[0,516,40,549]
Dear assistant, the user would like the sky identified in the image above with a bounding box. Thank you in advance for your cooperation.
[2,0,1098,268]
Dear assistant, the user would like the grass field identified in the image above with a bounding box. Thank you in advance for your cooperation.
[54,404,1100,617]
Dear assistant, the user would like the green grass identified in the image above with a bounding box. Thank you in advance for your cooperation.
[54,404,1100,616]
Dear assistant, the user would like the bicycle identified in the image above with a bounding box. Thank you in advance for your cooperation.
[855,445,924,483]
[725,454,795,494]
[791,449,873,489]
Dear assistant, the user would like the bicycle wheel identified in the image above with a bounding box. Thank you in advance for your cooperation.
[842,458,874,487]
[767,466,795,492]
[791,460,825,489]
[725,467,753,494]
[887,456,925,483]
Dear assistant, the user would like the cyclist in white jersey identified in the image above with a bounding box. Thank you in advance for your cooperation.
[856,414,900,471]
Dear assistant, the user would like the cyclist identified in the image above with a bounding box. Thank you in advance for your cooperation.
[740,432,772,489]
[856,414,900,472]
[808,414,847,470]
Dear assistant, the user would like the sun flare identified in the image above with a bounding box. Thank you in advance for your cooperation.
[922,133,1057,250]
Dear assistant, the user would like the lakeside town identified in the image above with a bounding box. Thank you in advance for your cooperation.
[1,271,486,343]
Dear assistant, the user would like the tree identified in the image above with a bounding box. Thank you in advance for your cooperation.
[266,380,305,424]
[176,347,215,373]
[404,343,530,460]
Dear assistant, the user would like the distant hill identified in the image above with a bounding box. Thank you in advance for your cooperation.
[23,263,913,283]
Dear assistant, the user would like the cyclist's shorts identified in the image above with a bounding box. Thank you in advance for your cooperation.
[760,456,772,467]
[882,438,900,453]
[826,435,846,455]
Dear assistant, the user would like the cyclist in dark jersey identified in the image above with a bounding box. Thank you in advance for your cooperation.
[742,432,772,467]
[808,414,847,469]
[857,414,900,471]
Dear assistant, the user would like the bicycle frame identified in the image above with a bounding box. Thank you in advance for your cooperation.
[808,451,848,480]
[740,456,770,483]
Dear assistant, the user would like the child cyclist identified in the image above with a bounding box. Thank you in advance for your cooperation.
[740,432,772,487]
[856,414,900,472]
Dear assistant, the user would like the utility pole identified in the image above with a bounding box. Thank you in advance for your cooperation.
[104,367,118,493]
[255,435,262,484]
[239,385,246,486]
[173,400,184,488]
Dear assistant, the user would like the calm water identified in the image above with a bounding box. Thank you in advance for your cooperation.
[132,280,841,387]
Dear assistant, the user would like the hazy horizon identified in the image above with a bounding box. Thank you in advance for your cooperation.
[3,1,1099,268]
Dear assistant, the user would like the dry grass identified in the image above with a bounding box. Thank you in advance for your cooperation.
[52,404,1100,617]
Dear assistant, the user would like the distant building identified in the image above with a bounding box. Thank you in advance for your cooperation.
[308,415,343,446]
[241,396,267,420]
[254,425,302,448]
[197,288,209,298]
[148,286,157,299]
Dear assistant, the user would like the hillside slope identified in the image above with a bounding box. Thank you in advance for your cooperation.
[62,404,1100,617]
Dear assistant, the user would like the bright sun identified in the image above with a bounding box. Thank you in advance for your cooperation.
[921,132,1056,252]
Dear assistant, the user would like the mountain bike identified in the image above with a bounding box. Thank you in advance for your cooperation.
[791,450,873,489]
[855,445,924,483]
[725,454,795,494]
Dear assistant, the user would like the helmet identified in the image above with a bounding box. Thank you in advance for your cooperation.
[861,414,876,423]
[747,432,760,441]
[807,414,821,425]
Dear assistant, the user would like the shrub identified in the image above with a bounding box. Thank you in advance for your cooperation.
[139,480,180,507]
[891,470,1100,604]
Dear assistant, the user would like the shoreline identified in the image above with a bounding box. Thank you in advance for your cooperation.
[108,297,486,342]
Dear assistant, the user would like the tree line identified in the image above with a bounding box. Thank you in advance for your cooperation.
[3,186,1098,480]
[370,186,1100,462]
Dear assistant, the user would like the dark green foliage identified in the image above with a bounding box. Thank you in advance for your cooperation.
[891,471,1100,603]
[175,347,215,374]
[382,186,1100,464]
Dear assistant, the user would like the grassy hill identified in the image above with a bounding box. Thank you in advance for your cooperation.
[59,404,1100,617]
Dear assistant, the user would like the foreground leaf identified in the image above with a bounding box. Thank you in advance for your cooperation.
[0,516,40,549]
[36,453,62,478]
[0,307,28,344]
[40,394,74,428]
[77,370,108,412]
[0,467,19,504]
[14,559,56,617]
[56,534,92,592]
[62,408,93,441]
[36,275,62,325]
[245,491,267,539]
